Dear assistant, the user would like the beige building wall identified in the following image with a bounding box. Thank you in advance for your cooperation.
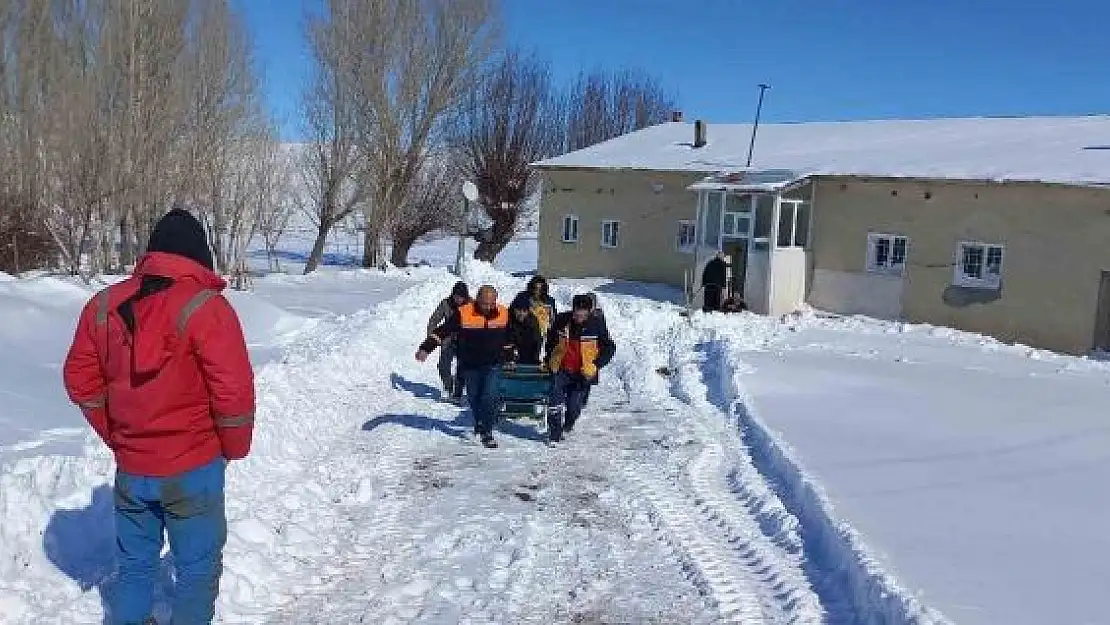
[808,176,1110,354]
[536,168,705,287]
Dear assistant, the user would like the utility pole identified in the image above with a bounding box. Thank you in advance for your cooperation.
[746,83,771,168]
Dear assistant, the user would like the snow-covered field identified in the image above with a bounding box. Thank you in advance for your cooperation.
[0,231,1107,624]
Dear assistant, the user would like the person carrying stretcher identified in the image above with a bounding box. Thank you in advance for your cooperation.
[544,294,616,444]
[504,294,543,366]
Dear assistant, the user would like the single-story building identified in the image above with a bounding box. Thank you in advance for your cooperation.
[531,114,1110,355]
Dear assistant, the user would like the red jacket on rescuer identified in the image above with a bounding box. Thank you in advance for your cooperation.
[63,250,256,477]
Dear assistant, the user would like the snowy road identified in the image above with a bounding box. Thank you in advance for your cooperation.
[253,273,834,624]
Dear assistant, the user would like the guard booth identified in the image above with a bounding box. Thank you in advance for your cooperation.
[685,169,813,316]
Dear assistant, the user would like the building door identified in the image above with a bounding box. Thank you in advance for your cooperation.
[724,239,748,299]
[1093,271,1110,351]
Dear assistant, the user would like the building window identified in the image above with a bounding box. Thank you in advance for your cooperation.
[777,200,811,248]
[954,241,1004,289]
[722,212,751,238]
[955,241,1004,288]
[561,215,579,243]
[676,220,697,253]
[866,233,908,274]
[601,220,620,248]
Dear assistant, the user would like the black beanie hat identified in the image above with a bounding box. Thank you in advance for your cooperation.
[146,208,214,270]
[451,281,469,299]
[572,294,591,311]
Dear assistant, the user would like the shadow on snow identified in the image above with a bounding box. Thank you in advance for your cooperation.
[44,484,175,624]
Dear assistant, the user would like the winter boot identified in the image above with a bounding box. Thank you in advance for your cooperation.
[546,406,564,443]
[481,433,498,448]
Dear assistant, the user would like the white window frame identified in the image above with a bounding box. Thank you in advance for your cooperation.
[561,215,579,243]
[776,199,810,248]
[601,219,620,249]
[954,241,1004,289]
[676,220,697,253]
[866,233,909,275]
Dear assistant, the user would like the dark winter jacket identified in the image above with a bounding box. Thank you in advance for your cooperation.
[421,301,511,369]
[505,312,543,365]
[702,257,728,287]
[427,282,470,336]
[544,312,616,384]
[518,276,557,336]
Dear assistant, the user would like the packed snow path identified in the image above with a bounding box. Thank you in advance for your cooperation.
[258,274,835,625]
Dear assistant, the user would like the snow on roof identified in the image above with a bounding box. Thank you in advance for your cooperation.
[532,116,1110,186]
[687,169,807,193]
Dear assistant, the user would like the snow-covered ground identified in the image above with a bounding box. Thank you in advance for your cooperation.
[1,229,1107,624]
[724,313,1110,625]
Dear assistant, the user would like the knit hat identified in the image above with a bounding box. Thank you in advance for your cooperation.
[510,294,531,311]
[451,281,470,299]
[572,294,591,311]
[146,208,214,270]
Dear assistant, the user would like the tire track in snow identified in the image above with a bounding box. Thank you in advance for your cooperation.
[684,330,935,624]
[623,463,767,624]
[659,333,833,624]
[675,416,825,624]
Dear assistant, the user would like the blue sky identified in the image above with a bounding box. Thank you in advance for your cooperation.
[236,0,1110,141]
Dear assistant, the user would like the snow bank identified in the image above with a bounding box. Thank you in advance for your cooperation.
[223,290,313,347]
[0,276,100,461]
[682,315,951,624]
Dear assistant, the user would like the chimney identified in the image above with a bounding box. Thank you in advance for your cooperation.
[693,119,707,148]
[671,111,684,122]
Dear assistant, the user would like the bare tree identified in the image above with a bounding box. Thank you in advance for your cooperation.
[254,144,295,272]
[565,67,677,151]
[299,0,366,274]
[343,0,500,268]
[0,0,283,276]
[457,47,564,261]
[184,0,267,277]
[388,152,462,267]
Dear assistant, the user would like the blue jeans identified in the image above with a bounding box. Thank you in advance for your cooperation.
[461,365,500,436]
[549,372,589,438]
[111,456,227,625]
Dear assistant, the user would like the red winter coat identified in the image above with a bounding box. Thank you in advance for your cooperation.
[63,252,256,477]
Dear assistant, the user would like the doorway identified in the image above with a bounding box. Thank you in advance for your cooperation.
[723,239,748,299]
[1093,271,1110,351]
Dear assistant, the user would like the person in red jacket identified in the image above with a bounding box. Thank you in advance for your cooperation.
[63,207,255,625]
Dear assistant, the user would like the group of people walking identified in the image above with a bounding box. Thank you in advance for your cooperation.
[416,275,616,448]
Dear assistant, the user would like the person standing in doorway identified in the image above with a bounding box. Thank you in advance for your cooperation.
[418,285,511,448]
[701,251,729,313]
[63,207,256,625]
[544,295,616,443]
[427,281,470,402]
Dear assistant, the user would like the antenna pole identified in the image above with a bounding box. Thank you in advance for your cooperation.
[746,83,770,168]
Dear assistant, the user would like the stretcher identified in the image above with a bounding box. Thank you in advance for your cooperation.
[496,364,551,419]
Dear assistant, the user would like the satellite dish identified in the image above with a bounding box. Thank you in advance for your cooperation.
[462,181,479,202]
